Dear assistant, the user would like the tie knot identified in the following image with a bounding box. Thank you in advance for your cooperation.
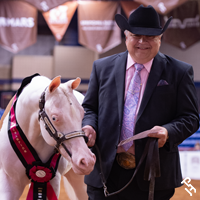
[134,63,144,72]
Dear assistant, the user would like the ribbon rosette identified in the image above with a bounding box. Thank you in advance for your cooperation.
[27,165,58,200]
[29,166,52,182]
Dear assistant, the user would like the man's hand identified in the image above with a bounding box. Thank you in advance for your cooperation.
[147,126,168,148]
[82,125,96,147]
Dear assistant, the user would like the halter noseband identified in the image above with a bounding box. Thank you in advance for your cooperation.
[38,89,88,157]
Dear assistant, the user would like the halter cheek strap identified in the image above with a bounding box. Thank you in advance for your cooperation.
[38,89,88,157]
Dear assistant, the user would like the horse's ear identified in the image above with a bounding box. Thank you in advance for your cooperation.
[72,77,81,89]
[68,77,81,90]
[49,76,61,93]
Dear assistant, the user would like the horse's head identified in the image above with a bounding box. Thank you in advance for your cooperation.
[39,76,96,175]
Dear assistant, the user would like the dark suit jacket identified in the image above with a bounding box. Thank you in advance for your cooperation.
[82,51,199,191]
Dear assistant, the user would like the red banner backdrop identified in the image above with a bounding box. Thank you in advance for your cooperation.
[163,0,200,49]
[0,1,37,53]
[42,1,78,42]
[120,1,140,18]
[134,0,189,15]
[78,1,121,54]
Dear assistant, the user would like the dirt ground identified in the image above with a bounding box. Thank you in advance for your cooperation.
[20,179,200,200]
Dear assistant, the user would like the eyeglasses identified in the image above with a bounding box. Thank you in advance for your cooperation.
[129,34,159,41]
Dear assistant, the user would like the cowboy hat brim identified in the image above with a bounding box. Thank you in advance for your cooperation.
[115,14,172,36]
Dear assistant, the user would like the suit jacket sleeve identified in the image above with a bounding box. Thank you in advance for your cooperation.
[82,60,99,132]
[162,64,199,151]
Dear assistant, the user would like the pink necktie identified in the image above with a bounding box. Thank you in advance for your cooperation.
[120,63,144,151]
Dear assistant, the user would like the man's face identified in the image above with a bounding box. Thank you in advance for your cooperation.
[125,31,162,64]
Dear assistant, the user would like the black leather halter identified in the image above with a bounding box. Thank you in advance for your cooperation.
[38,89,88,157]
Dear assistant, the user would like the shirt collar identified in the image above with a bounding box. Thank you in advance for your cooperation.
[126,53,153,73]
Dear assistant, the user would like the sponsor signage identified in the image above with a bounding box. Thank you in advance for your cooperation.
[163,0,200,49]
[42,1,78,42]
[78,1,121,54]
[0,1,37,53]
[134,0,189,15]
[13,0,69,12]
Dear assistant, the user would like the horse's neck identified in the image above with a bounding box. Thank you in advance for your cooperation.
[16,81,55,161]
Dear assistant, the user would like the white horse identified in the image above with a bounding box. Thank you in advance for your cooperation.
[0,74,95,200]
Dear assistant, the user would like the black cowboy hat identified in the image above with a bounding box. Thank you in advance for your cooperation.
[115,5,172,36]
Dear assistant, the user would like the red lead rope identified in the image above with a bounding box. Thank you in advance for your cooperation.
[8,94,61,200]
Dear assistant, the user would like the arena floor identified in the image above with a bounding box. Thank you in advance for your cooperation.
[171,180,200,200]
[20,179,200,200]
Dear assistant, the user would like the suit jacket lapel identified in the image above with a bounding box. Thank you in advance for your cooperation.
[136,52,166,123]
[115,51,128,125]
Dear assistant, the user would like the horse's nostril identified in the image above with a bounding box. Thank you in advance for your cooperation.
[80,158,86,166]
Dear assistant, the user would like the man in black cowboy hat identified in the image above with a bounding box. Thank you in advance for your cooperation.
[82,5,199,200]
